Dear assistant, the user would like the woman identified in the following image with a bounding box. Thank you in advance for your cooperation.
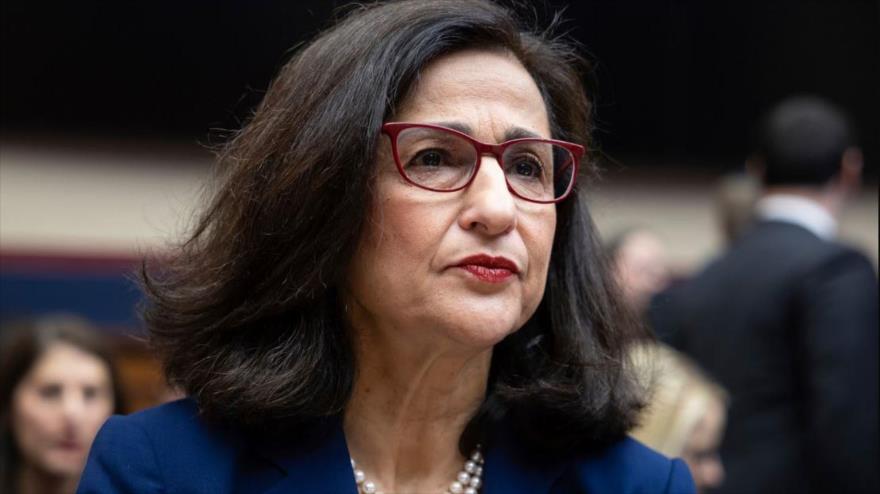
[607,227,672,317]
[0,315,122,494]
[630,343,728,493]
[79,1,695,492]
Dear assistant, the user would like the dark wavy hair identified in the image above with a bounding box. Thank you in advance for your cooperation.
[142,0,647,456]
[0,315,124,492]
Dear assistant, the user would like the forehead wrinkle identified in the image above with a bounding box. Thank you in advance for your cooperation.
[451,76,545,118]
[395,51,551,140]
[414,88,549,142]
[409,52,544,106]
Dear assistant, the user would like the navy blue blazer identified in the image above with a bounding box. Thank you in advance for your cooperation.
[78,399,694,493]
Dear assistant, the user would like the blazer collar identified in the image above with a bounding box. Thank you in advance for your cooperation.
[254,415,358,494]
[249,415,567,494]
[756,194,837,240]
[481,420,569,493]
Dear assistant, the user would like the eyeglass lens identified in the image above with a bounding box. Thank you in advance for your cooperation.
[395,126,575,202]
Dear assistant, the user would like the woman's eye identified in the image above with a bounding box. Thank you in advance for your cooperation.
[83,386,99,401]
[512,158,543,179]
[409,149,448,168]
[38,384,62,400]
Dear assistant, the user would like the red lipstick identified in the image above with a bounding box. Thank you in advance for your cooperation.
[453,254,519,283]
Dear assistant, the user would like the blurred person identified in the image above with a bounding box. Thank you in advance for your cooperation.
[651,175,759,343]
[651,95,879,493]
[77,1,695,493]
[0,315,123,494]
[714,172,760,245]
[607,228,672,316]
[630,343,728,494]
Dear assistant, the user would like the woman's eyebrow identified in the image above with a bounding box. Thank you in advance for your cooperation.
[433,121,472,134]
[503,126,541,140]
[431,121,542,140]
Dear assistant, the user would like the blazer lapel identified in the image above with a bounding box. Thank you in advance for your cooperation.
[481,422,568,494]
[253,416,359,494]
[246,415,566,494]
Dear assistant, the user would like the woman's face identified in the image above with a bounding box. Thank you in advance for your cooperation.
[11,342,114,478]
[613,231,671,313]
[346,49,557,350]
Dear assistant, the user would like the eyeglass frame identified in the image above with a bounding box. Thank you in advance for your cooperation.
[381,122,584,204]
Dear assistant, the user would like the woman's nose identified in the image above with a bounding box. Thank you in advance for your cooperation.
[457,155,517,236]
[60,390,86,422]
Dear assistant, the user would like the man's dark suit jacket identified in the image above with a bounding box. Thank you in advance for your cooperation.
[77,398,694,493]
[651,220,879,494]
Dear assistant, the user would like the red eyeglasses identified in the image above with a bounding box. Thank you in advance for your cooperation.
[381,122,583,204]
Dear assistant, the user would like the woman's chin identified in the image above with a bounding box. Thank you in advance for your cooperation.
[40,452,87,478]
[429,312,523,350]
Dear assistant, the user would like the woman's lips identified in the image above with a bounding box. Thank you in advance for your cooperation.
[57,439,83,452]
[453,254,519,284]
[460,264,515,283]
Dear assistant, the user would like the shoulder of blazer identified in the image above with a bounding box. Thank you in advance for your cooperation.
[552,437,696,494]
[121,397,240,454]
[742,220,844,261]
[752,222,874,282]
[79,398,247,494]
[683,221,848,290]
[482,427,695,494]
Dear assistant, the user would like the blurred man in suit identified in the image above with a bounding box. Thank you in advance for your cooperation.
[651,96,878,494]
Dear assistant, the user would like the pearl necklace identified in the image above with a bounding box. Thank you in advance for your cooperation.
[350,445,484,494]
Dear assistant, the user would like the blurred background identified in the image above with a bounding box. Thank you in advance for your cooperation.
[2,0,878,412]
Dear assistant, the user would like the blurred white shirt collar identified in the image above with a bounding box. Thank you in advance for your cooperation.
[756,194,837,240]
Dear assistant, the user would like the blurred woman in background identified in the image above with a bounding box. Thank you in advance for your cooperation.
[630,343,728,493]
[607,228,672,317]
[0,315,122,494]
